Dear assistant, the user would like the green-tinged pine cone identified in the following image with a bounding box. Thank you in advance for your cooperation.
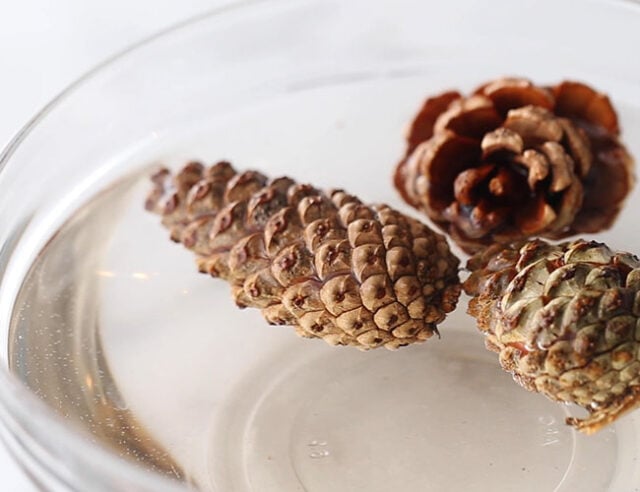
[146,161,461,350]
[464,239,640,434]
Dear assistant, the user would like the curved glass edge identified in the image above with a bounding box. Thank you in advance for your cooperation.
[0,1,270,490]
[0,0,637,490]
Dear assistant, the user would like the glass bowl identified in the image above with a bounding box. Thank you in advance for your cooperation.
[0,0,639,490]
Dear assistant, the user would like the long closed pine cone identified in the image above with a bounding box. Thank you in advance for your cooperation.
[146,161,461,350]
[394,78,634,254]
[464,239,640,434]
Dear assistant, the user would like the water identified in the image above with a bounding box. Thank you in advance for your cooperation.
[5,170,625,491]
[6,74,640,490]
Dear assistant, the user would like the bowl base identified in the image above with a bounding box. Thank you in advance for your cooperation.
[206,330,618,491]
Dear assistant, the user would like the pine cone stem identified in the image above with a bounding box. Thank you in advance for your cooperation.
[566,387,640,435]
[146,161,461,350]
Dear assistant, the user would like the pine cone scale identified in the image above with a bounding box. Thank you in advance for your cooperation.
[405,90,462,155]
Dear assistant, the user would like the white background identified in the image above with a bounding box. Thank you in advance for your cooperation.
[0,1,222,488]
[0,1,638,491]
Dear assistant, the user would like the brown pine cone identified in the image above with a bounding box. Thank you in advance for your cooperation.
[394,78,634,254]
[464,239,640,434]
[146,161,461,350]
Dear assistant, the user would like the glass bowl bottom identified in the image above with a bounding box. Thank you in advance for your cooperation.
[207,329,620,492]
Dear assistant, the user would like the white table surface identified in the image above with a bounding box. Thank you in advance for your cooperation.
[0,1,222,489]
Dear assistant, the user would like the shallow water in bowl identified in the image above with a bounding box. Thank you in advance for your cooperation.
[7,72,640,491]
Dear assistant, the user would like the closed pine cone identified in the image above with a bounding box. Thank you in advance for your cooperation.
[394,78,634,254]
[146,161,461,350]
[464,239,640,433]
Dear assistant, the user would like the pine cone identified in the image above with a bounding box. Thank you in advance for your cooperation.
[394,78,634,254]
[146,161,461,350]
[464,239,640,433]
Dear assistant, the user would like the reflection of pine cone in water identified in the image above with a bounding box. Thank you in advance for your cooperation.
[464,239,640,434]
[394,78,634,253]
[146,162,461,350]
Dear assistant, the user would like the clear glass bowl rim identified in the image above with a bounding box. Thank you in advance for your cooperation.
[0,0,638,490]
[0,3,270,490]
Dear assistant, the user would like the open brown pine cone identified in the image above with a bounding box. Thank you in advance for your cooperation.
[394,78,634,254]
[464,239,640,434]
[146,161,461,350]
